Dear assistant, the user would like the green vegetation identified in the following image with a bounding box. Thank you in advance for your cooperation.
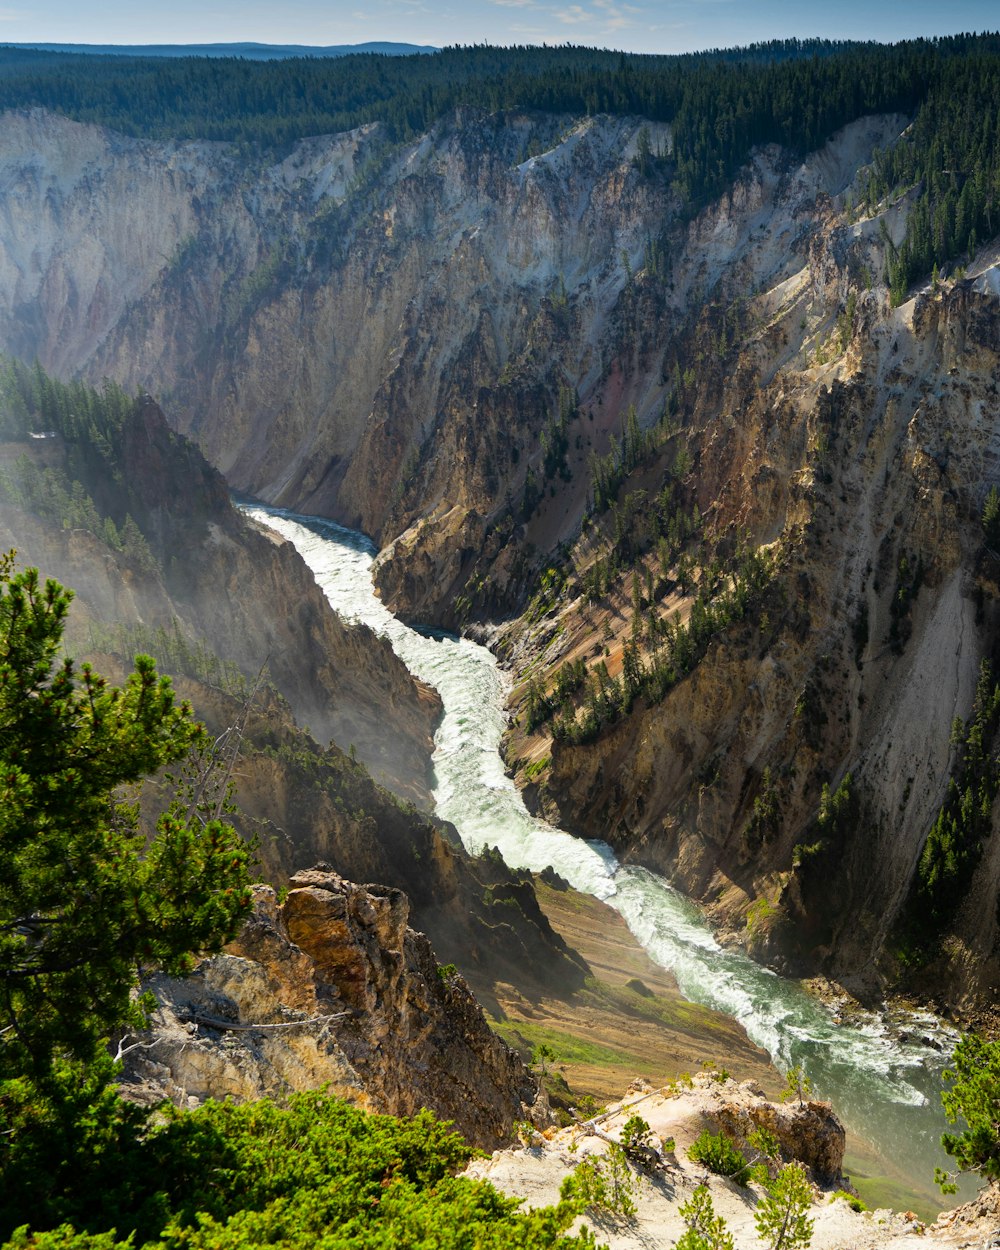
[0,556,596,1249]
[790,774,853,880]
[0,555,252,1083]
[540,387,579,485]
[588,406,666,516]
[0,553,260,1246]
[0,1091,598,1248]
[938,1032,1000,1192]
[781,1066,814,1107]
[983,485,1000,550]
[489,1019,636,1069]
[857,45,1000,301]
[754,1163,815,1250]
[830,1189,867,1213]
[0,459,155,572]
[533,1043,557,1075]
[0,358,134,445]
[2,36,998,267]
[0,359,159,569]
[902,660,1000,951]
[0,358,180,577]
[620,1115,654,1154]
[676,1184,734,1250]
[87,620,269,702]
[677,1163,815,1250]
[563,1145,638,1221]
[743,765,780,851]
[552,544,774,745]
[687,1130,750,1184]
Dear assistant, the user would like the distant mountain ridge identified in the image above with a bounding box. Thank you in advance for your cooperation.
[2,41,438,59]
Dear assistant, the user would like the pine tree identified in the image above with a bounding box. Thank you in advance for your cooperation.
[0,556,252,1081]
[983,485,1000,550]
[754,1163,815,1250]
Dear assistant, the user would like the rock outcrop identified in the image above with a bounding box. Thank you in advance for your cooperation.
[124,874,548,1150]
[465,1074,996,1248]
[119,669,588,1001]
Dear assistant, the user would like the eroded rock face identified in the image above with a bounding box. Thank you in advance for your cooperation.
[526,274,1000,1004]
[0,108,683,628]
[709,1088,846,1186]
[10,102,1000,1008]
[0,398,440,807]
[123,876,548,1150]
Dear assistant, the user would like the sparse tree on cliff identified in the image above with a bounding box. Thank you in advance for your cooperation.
[754,1163,814,1250]
[983,485,1000,551]
[0,554,252,1081]
[676,1184,734,1250]
[938,1032,1000,1192]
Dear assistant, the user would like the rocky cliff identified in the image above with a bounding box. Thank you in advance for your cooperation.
[466,1074,993,1247]
[503,153,1000,1007]
[0,107,674,626]
[124,873,547,1149]
[117,669,587,1000]
[0,395,439,805]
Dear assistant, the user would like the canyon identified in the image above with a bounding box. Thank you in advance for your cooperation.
[2,37,1000,1243]
[3,99,998,1016]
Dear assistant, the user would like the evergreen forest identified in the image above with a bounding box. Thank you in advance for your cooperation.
[1,35,999,282]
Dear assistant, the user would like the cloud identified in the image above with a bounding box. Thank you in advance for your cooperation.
[490,0,538,7]
[549,0,644,33]
[554,4,587,23]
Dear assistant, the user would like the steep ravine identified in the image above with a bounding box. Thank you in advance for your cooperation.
[511,274,1000,1010]
[261,505,974,1213]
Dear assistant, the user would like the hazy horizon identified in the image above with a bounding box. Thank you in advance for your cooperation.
[6,0,999,59]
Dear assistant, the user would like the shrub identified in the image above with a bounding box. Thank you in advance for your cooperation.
[563,1145,638,1220]
[0,1089,597,1249]
[687,1130,751,1185]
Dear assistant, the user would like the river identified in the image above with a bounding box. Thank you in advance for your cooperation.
[246,504,972,1213]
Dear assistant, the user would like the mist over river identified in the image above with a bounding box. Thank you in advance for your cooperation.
[246,504,972,1212]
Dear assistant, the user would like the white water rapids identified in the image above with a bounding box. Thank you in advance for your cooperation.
[247,505,970,1209]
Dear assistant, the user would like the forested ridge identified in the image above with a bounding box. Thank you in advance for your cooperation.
[0,37,996,217]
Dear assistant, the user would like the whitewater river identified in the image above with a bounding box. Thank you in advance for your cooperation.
[247,505,970,1210]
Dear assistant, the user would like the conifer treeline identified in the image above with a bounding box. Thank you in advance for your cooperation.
[0,37,997,211]
[0,358,156,569]
[859,49,1000,297]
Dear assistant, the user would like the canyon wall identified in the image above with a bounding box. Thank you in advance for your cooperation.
[0,397,439,805]
[4,103,1000,1006]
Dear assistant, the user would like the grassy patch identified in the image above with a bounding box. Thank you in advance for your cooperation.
[580,976,735,1036]
[489,1019,639,1069]
[533,880,593,914]
[844,1161,941,1223]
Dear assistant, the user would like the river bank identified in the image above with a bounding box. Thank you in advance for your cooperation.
[244,504,968,1219]
[477,877,778,1106]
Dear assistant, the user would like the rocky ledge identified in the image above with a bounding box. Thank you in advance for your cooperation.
[467,1074,986,1249]
[121,871,548,1150]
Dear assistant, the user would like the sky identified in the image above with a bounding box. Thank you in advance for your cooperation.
[3,0,999,56]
